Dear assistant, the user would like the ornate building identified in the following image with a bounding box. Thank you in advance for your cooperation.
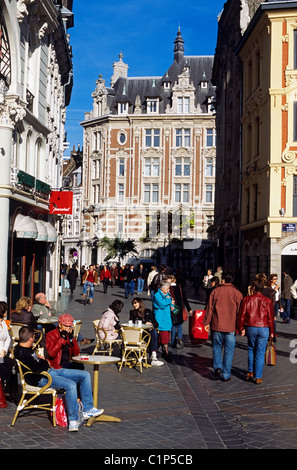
[0,0,73,310]
[80,30,216,270]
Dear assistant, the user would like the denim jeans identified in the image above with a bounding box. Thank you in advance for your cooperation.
[124,281,130,298]
[129,280,135,295]
[280,298,291,322]
[246,326,269,379]
[83,281,94,299]
[212,331,236,380]
[171,324,183,346]
[137,278,144,294]
[39,368,94,422]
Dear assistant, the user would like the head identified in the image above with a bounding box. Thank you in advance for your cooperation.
[58,313,74,334]
[151,266,157,272]
[109,300,124,315]
[160,280,171,294]
[255,272,267,288]
[0,301,8,319]
[269,274,278,286]
[221,273,234,284]
[211,276,219,287]
[16,296,31,313]
[35,293,47,305]
[207,268,212,276]
[132,297,145,315]
[251,280,263,293]
[19,326,35,345]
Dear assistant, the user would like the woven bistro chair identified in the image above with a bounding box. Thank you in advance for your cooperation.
[118,326,151,373]
[73,320,82,339]
[92,320,122,356]
[9,323,42,358]
[11,359,58,426]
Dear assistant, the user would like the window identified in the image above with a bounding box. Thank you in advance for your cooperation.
[144,158,159,177]
[118,131,127,145]
[206,158,213,177]
[176,129,190,147]
[93,131,101,151]
[145,129,160,147]
[147,99,158,113]
[175,183,189,203]
[143,184,159,203]
[118,183,124,203]
[118,214,123,235]
[205,184,213,203]
[118,102,128,114]
[92,184,100,204]
[206,128,216,147]
[175,157,190,176]
[201,81,208,89]
[119,158,125,177]
[178,97,190,113]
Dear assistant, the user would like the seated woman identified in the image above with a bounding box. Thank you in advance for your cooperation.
[98,300,124,341]
[11,296,45,349]
[0,302,18,400]
[129,298,163,367]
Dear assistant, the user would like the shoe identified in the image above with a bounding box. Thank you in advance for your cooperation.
[151,358,164,366]
[89,299,93,304]
[80,337,95,346]
[177,338,184,349]
[69,420,79,432]
[254,378,262,385]
[83,407,104,420]
[82,294,86,298]
[246,372,254,381]
[214,368,222,380]
[221,377,231,382]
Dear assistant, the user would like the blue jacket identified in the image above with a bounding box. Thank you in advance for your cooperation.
[153,289,173,331]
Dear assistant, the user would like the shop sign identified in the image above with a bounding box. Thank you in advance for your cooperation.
[49,191,73,215]
[282,223,296,232]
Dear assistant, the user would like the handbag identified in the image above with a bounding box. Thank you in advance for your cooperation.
[182,308,188,322]
[0,377,7,408]
[265,339,276,366]
[55,394,68,427]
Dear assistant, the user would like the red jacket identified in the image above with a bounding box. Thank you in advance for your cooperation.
[237,292,274,335]
[46,327,80,369]
[100,269,111,281]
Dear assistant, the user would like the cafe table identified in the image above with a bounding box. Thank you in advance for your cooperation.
[72,354,121,426]
[121,322,152,329]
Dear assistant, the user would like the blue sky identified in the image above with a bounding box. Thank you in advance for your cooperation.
[64,0,225,156]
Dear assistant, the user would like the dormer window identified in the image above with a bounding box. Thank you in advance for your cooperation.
[201,81,208,90]
[147,99,159,113]
[118,102,128,115]
[164,81,170,90]
[178,97,190,113]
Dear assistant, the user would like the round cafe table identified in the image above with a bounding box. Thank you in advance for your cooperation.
[72,354,121,426]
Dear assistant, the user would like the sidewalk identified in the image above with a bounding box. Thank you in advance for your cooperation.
[2,281,297,450]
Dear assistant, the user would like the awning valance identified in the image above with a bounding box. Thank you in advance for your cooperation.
[44,221,57,242]
[14,214,38,239]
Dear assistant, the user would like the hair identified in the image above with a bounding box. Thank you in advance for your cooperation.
[160,280,170,289]
[268,273,277,285]
[19,326,35,343]
[16,296,31,314]
[211,276,220,285]
[132,297,146,316]
[0,301,8,319]
[255,273,267,288]
[222,272,234,284]
[251,280,263,293]
[109,299,124,315]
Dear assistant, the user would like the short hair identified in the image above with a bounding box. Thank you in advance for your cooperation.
[222,273,234,284]
[211,276,220,285]
[19,326,35,343]
[0,301,8,319]
[16,297,31,314]
[160,280,170,289]
[109,300,124,315]
[251,280,263,293]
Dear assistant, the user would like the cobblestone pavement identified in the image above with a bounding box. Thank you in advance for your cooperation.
[2,280,297,453]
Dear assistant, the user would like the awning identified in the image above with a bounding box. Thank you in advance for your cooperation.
[35,220,48,242]
[14,214,38,239]
[44,221,57,242]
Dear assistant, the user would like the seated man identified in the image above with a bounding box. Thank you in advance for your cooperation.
[46,314,83,370]
[14,326,104,431]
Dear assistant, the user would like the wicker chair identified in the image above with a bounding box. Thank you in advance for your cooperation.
[11,359,58,426]
[118,326,151,373]
[92,320,122,356]
[9,323,42,358]
[73,320,82,339]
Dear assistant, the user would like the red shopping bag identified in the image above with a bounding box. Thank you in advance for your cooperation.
[189,310,209,344]
[55,394,68,427]
[0,378,7,408]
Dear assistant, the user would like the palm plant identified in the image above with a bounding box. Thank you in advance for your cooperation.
[98,236,138,262]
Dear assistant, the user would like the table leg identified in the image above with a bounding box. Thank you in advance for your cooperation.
[86,363,121,426]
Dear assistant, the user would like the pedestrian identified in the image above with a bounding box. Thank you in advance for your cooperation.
[110,264,118,287]
[280,269,293,323]
[147,266,158,300]
[214,266,223,283]
[82,265,99,304]
[100,265,111,293]
[80,265,86,286]
[67,263,78,294]
[135,263,146,295]
[127,265,137,296]
[237,279,274,384]
[202,273,243,381]
[205,276,220,308]
[169,275,192,349]
[0,301,18,400]
[153,280,174,361]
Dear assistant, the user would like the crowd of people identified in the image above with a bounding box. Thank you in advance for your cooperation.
[1,258,296,431]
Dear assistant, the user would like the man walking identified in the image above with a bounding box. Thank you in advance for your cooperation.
[203,273,243,381]
[281,269,293,323]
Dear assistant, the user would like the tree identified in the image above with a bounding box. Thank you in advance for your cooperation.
[98,236,138,262]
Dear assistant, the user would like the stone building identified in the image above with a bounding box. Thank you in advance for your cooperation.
[0,0,73,310]
[80,29,216,270]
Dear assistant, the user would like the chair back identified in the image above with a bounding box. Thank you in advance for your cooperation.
[9,323,42,358]
[73,320,82,339]
[93,321,107,341]
[120,326,144,346]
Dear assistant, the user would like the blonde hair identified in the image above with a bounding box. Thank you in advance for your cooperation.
[16,296,31,314]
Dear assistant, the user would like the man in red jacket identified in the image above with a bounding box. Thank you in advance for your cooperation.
[203,273,243,381]
[46,313,82,370]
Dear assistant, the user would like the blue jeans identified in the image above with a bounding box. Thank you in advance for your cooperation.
[129,280,135,295]
[83,281,94,299]
[280,298,291,322]
[171,323,183,346]
[39,368,94,422]
[212,331,236,380]
[137,278,144,294]
[246,326,269,379]
[124,281,130,298]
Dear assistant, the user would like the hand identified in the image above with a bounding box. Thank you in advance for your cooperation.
[240,329,245,336]
[204,325,210,332]
[0,350,5,358]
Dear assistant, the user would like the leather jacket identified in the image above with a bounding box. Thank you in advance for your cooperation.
[46,327,80,369]
[237,292,274,335]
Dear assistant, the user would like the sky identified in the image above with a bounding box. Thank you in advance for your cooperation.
[64,0,226,157]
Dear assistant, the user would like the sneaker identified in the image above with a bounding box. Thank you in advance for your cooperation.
[69,420,79,432]
[83,407,104,420]
[151,358,164,366]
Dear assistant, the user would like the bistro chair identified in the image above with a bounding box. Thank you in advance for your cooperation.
[92,320,122,356]
[9,323,42,358]
[11,359,58,427]
[73,320,82,339]
[118,326,151,373]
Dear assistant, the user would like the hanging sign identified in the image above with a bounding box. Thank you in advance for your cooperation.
[49,191,73,215]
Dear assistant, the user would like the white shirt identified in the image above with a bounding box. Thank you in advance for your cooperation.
[0,319,11,354]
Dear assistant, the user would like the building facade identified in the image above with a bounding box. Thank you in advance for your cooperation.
[81,30,216,270]
[0,0,73,310]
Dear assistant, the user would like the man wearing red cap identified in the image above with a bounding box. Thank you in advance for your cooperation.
[46,314,81,370]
